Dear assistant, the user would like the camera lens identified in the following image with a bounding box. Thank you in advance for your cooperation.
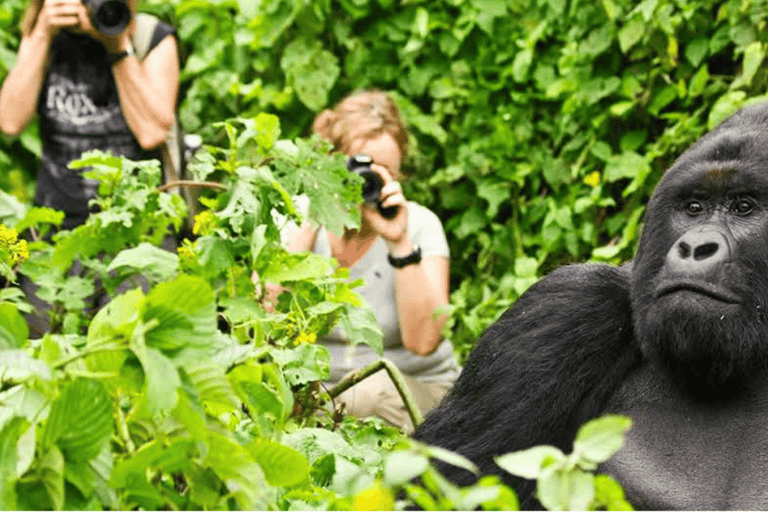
[358,170,384,204]
[98,2,127,27]
[83,0,130,35]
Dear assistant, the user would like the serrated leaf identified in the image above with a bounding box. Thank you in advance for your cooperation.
[495,445,564,480]
[247,437,310,487]
[186,362,238,414]
[42,378,114,462]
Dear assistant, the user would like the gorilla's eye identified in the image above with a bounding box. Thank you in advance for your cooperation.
[685,200,704,215]
[730,196,756,215]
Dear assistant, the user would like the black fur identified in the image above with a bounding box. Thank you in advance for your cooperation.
[414,102,768,509]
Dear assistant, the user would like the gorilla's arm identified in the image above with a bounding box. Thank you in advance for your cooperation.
[413,263,642,507]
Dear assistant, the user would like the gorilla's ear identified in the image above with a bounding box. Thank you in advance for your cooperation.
[414,262,641,507]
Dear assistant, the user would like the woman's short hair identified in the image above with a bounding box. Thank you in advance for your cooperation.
[312,90,408,160]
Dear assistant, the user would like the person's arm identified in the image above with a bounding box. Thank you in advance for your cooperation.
[0,0,82,135]
[386,233,450,357]
[366,172,450,356]
[107,32,179,150]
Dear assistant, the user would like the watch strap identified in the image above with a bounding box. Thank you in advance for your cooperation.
[388,245,422,268]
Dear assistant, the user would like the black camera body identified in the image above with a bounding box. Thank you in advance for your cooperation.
[346,154,399,219]
[82,0,131,36]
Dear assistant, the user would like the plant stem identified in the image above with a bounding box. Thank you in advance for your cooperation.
[328,359,424,428]
[158,180,227,192]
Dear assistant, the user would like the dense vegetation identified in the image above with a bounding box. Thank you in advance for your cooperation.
[0,0,766,509]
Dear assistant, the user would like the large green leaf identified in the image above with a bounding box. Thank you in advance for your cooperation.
[142,275,217,353]
[107,242,179,284]
[247,437,310,487]
[280,39,340,111]
[42,378,114,462]
[0,304,27,349]
[0,417,28,510]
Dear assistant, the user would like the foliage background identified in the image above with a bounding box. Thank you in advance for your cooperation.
[3,0,766,360]
[0,0,765,509]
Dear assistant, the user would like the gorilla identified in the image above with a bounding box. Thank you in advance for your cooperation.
[414,102,768,510]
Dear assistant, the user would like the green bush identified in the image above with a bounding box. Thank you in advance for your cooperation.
[3,0,766,359]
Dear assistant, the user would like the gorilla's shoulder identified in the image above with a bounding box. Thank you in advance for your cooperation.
[490,261,633,339]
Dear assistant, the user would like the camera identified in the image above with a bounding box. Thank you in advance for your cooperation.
[346,154,399,219]
[82,0,131,36]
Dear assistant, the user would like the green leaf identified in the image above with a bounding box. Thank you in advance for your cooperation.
[741,41,764,86]
[139,347,181,415]
[337,303,384,356]
[0,304,28,349]
[247,437,311,487]
[0,417,28,509]
[495,445,564,480]
[186,362,238,414]
[593,474,633,510]
[573,415,633,465]
[383,450,429,487]
[311,453,336,487]
[618,16,644,53]
[537,467,594,512]
[281,39,340,111]
[107,243,179,284]
[262,251,336,284]
[708,91,747,130]
[205,432,267,509]
[42,378,114,462]
[0,349,51,382]
[604,152,649,183]
[685,37,709,67]
[143,275,217,353]
[40,447,65,511]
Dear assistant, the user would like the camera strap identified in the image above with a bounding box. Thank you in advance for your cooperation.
[131,14,199,222]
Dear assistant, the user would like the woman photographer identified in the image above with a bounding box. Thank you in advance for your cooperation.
[0,0,179,337]
[0,0,179,229]
[287,90,460,432]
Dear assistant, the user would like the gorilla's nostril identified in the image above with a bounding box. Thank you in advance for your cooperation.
[694,242,719,261]
[678,242,691,259]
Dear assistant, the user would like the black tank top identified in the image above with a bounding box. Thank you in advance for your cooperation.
[35,22,175,229]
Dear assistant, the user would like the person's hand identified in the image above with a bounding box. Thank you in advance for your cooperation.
[32,0,84,41]
[361,163,409,247]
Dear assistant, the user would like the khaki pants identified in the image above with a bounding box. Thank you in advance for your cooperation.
[333,369,451,433]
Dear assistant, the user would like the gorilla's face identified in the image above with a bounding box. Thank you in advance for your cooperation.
[631,121,768,398]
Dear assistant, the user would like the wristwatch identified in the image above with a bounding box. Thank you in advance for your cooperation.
[107,43,135,65]
[388,245,422,268]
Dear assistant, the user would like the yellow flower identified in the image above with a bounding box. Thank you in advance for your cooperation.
[11,239,29,264]
[192,211,217,236]
[295,331,317,345]
[583,171,601,188]
[177,241,197,268]
[0,225,18,247]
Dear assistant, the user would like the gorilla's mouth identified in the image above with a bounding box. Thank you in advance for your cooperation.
[656,281,741,304]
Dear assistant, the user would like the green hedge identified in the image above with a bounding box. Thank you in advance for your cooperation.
[2,0,767,360]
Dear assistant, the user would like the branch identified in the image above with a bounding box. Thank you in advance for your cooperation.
[328,359,424,428]
[157,180,227,193]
